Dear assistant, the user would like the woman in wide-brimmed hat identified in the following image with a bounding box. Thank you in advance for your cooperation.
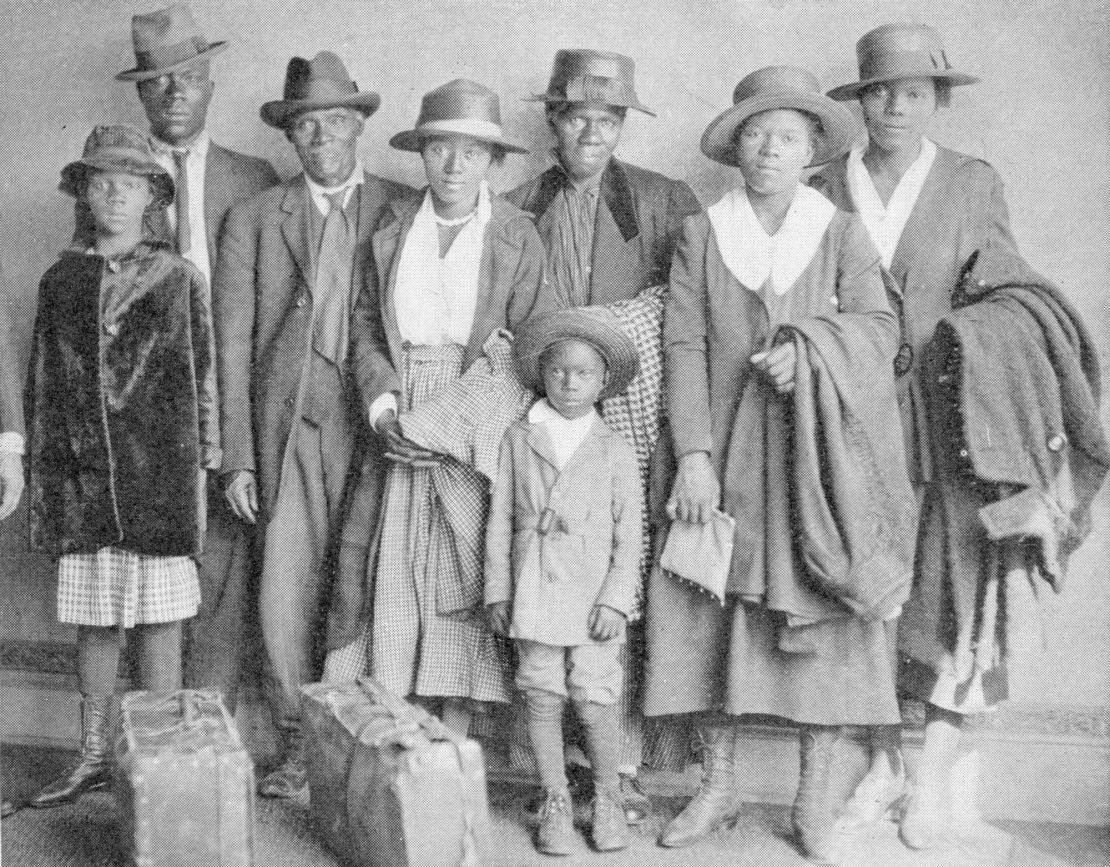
[643,67,916,864]
[346,79,557,732]
[811,24,1025,850]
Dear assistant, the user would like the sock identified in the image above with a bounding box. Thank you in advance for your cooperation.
[575,700,621,795]
[525,690,567,791]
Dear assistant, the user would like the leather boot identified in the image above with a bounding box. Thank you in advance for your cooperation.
[30,694,113,808]
[536,787,577,856]
[590,786,629,852]
[792,725,843,865]
[899,712,961,851]
[258,724,307,799]
[658,723,738,848]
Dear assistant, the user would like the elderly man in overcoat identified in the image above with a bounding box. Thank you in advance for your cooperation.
[215,50,408,798]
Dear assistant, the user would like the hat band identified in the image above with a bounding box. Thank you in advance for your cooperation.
[552,75,634,107]
[415,118,506,142]
[134,36,209,72]
[859,48,953,82]
[284,77,359,103]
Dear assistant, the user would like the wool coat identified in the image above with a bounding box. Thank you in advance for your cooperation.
[25,244,217,557]
[809,145,1019,484]
[506,158,701,306]
[485,414,643,647]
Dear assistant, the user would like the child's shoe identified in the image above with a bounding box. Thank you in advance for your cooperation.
[619,773,653,825]
[590,787,630,852]
[536,787,577,856]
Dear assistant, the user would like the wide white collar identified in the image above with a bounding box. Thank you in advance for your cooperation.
[707,184,836,295]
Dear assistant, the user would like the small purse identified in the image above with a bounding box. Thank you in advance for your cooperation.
[659,510,736,603]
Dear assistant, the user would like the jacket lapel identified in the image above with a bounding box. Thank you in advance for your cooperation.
[557,417,609,480]
[524,421,562,472]
[202,143,229,263]
[599,159,639,243]
[517,166,564,221]
[279,177,314,290]
[463,200,512,366]
[374,194,422,369]
[888,147,952,283]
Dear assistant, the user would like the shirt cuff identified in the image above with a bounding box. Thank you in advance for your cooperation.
[0,432,25,455]
[367,392,399,432]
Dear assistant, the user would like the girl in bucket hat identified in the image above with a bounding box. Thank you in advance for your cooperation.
[643,67,914,865]
[26,126,219,808]
[486,307,641,855]
[811,25,1026,850]
[343,80,557,738]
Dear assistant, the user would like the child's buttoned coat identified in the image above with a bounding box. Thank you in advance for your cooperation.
[485,414,642,647]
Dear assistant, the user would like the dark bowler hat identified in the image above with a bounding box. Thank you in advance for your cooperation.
[116,3,227,82]
[260,51,381,130]
[701,66,858,168]
[828,23,980,101]
[527,49,656,116]
[390,79,528,154]
[60,125,175,210]
[514,306,640,402]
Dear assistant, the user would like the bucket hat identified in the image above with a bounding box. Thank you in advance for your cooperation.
[390,79,527,154]
[527,49,655,116]
[700,65,858,168]
[260,51,381,130]
[116,3,226,82]
[60,125,175,210]
[513,306,640,401]
[827,23,979,101]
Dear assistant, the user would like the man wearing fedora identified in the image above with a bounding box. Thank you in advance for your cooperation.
[507,47,702,825]
[215,50,408,798]
[112,3,279,714]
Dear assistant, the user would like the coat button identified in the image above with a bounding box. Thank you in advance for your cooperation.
[959,448,969,458]
[103,322,119,337]
[293,290,308,308]
[1047,434,1067,452]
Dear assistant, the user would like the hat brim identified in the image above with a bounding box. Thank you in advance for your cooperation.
[260,92,381,129]
[513,309,640,401]
[389,128,529,155]
[524,93,657,118]
[700,90,859,168]
[60,157,175,210]
[115,41,228,82]
[827,70,980,102]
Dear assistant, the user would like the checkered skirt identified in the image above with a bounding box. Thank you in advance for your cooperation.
[57,546,200,627]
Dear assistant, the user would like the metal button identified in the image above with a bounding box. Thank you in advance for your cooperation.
[1047,434,1066,452]
[959,448,969,458]
[104,322,119,337]
[937,373,952,385]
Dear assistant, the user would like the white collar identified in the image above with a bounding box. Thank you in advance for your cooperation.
[151,130,209,158]
[528,398,598,428]
[304,159,365,211]
[706,184,835,295]
[421,179,493,227]
[846,137,937,269]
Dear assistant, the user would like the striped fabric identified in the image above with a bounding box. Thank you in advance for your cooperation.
[57,546,200,627]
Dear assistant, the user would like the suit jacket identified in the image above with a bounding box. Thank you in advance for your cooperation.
[25,245,217,555]
[809,145,1019,483]
[485,415,642,646]
[0,260,22,441]
[214,172,410,514]
[506,158,701,306]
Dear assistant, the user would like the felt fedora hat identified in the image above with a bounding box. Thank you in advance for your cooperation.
[116,3,227,82]
[390,79,528,154]
[701,65,858,168]
[526,48,656,116]
[260,51,381,130]
[513,306,640,402]
[60,125,175,210]
[827,23,980,101]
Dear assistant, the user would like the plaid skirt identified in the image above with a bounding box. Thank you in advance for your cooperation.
[57,546,200,627]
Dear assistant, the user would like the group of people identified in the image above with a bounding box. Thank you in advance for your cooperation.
[0,5,1106,865]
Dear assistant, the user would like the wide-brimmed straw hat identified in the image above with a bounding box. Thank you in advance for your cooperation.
[60,125,175,210]
[261,51,381,130]
[513,307,640,401]
[116,3,227,83]
[700,65,858,168]
[526,48,656,116]
[827,23,980,101]
[390,79,527,154]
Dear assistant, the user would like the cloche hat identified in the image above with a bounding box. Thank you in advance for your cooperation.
[827,23,979,101]
[700,65,858,168]
[390,79,527,154]
[60,125,175,210]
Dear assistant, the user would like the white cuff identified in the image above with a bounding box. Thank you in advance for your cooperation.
[367,392,399,432]
[0,432,25,455]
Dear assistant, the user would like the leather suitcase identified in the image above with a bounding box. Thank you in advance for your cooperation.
[301,677,493,867]
[115,689,255,867]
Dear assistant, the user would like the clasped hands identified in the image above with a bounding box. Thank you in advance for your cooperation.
[486,600,626,642]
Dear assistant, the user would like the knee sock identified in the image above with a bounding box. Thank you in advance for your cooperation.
[575,700,621,795]
[76,626,124,697]
[525,690,567,791]
[135,621,183,693]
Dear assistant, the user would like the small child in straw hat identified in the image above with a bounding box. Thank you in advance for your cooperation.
[485,307,642,855]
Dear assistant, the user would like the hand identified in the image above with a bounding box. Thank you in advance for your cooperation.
[666,451,720,524]
[588,604,627,642]
[224,470,259,524]
[486,601,511,636]
[0,452,24,522]
[751,343,797,395]
[376,411,442,468]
